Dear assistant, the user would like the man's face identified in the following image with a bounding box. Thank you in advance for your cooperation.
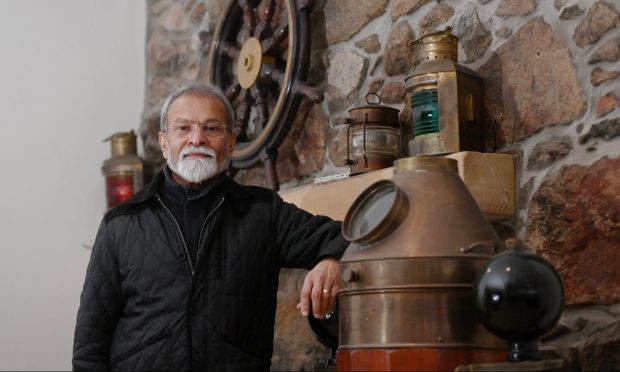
[158,94,236,185]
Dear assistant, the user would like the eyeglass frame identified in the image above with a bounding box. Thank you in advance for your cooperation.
[161,121,232,139]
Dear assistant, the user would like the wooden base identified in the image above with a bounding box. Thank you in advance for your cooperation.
[336,347,507,371]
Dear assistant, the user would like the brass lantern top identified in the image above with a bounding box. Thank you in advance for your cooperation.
[345,93,400,128]
[101,130,143,176]
[410,27,459,63]
[105,130,138,157]
[406,27,481,84]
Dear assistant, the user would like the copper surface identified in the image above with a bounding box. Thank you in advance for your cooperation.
[337,348,506,371]
[338,156,505,370]
[342,180,408,244]
[345,94,402,174]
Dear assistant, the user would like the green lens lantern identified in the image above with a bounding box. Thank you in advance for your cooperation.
[411,89,440,137]
[405,27,484,156]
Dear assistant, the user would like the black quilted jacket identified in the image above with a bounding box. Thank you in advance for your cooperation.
[73,172,347,371]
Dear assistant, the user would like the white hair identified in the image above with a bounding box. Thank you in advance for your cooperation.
[159,81,235,132]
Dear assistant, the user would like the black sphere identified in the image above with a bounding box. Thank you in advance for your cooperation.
[307,300,339,351]
[474,249,564,343]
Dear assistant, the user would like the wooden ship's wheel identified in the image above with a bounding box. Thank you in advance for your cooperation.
[207,0,323,190]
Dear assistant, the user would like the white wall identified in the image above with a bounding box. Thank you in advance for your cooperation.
[0,1,145,369]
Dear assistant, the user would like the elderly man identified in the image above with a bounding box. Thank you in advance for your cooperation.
[73,82,347,371]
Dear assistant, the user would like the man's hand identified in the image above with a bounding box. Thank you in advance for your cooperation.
[297,258,341,319]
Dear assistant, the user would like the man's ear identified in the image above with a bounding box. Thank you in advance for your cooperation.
[159,131,168,160]
[227,132,237,154]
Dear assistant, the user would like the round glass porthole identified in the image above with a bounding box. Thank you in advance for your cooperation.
[342,180,408,245]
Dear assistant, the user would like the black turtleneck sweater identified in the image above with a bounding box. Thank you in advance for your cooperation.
[157,167,227,266]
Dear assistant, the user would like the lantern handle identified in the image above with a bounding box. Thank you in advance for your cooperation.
[362,113,368,167]
[344,124,355,166]
[365,92,381,105]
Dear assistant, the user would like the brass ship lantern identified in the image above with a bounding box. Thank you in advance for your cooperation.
[101,130,144,209]
[337,156,507,371]
[405,27,484,156]
[344,93,401,175]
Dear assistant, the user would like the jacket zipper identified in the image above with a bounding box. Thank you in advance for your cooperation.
[195,196,225,272]
[157,195,196,276]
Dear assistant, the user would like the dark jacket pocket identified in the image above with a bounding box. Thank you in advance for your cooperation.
[111,333,172,371]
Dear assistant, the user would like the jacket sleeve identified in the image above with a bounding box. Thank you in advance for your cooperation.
[274,195,349,270]
[73,220,123,371]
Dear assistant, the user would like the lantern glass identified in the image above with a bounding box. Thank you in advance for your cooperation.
[411,89,439,136]
[342,180,408,244]
[350,126,400,158]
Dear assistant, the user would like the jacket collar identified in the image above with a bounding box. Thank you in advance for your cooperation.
[104,168,252,222]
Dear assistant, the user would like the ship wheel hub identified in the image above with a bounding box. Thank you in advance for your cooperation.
[237,37,263,89]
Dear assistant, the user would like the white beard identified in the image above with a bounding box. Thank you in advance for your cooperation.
[167,145,223,184]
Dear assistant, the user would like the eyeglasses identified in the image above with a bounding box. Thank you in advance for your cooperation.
[163,122,229,139]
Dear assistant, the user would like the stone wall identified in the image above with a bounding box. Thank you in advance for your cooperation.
[142,0,620,370]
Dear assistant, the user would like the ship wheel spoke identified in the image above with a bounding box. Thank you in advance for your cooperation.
[296,0,316,12]
[221,42,240,59]
[262,24,289,54]
[263,64,285,86]
[225,80,242,102]
[250,85,270,133]
[238,0,257,40]
[235,90,254,141]
[254,0,275,40]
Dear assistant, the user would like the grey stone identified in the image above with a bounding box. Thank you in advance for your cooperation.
[367,78,385,94]
[272,269,331,371]
[518,177,535,210]
[559,5,585,20]
[496,26,513,39]
[477,17,586,144]
[325,0,388,44]
[150,0,173,15]
[591,67,620,86]
[589,37,620,64]
[418,4,455,36]
[573,1,620,48]
[544,304,620,370]
[392,0,433,21]
[578,117,620,144]
[451,4,492,63]
[189,2,206,25]
[380,82,407,104]
[370,55,383,76]
[355,34,381,54]
[327,50,368,100]
[554,0,568,11]
[328,127,349,167]
[496,0,538,17]
[203,0,225,33]
[294,104,329,176]
[383,21,416,76]
[158,1,189,32]
[527,136,573,171]
[527,156,620,305]
[596,92,620,117]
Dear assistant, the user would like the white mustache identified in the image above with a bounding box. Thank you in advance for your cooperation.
[180,146,216,159]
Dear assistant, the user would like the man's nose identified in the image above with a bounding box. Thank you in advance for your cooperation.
[187,124,208,145]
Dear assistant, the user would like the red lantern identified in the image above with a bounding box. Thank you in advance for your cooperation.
[101,130,144,209]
